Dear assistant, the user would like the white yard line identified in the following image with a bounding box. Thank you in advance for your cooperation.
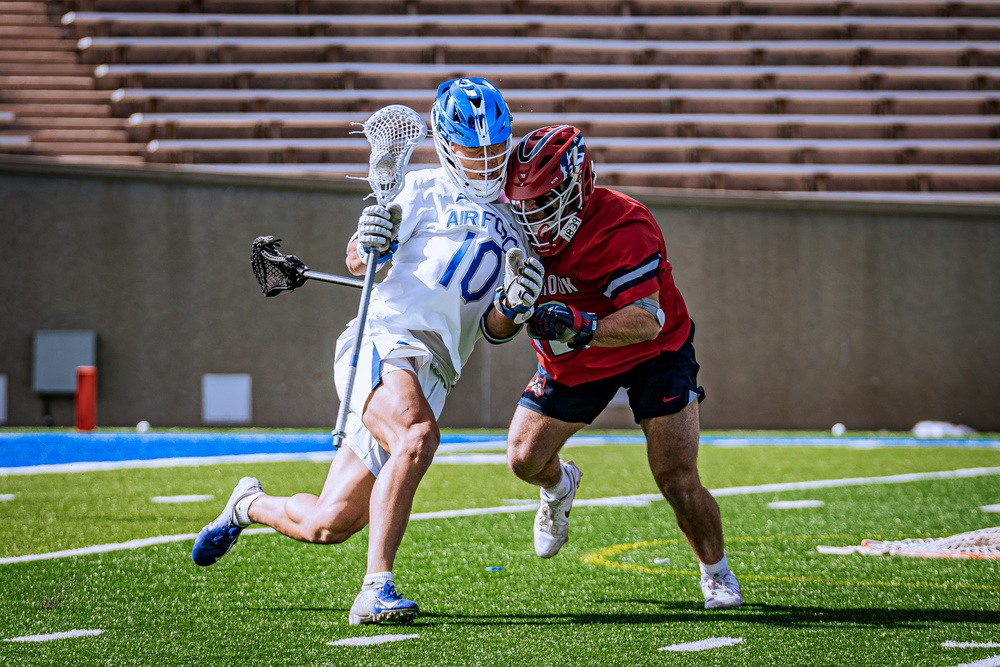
[711,467,1000,497]
[0,528,275,565]
[768,500,825,509]
[946,656,1000,667]
[2,466,998,566]
[981,504,1000,513]
[5,629,103,643]
[328,634,419,646]
[150,495,215,504]
[944,642,1000,649]
[0,494,14,501]
[659,637,744,652]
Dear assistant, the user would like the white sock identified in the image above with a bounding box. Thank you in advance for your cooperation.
[700,553,729,577]
[541,464,571,500]
[362,571,393,590]
[233,491,264,527]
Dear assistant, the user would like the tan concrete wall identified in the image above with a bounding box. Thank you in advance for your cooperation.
[2,159,997,431]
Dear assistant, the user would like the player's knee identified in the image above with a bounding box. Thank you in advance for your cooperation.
[305,513,363,544]
[311,524,355,544]
[506,438,543,480]
[394,421,439,471]
[654,466,701,505]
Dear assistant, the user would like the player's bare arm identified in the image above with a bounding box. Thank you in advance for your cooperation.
[589,292,662,347]
[527,291,661,350]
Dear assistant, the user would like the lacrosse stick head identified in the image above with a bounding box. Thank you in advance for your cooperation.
[353,105,427,205]
[251,235,308,297]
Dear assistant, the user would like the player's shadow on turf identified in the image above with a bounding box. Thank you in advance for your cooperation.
[613,601,1000,628]
[421,603,1000,628]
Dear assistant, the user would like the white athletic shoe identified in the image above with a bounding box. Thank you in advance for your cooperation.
[533,461,582,558]
[348,582,419,625]
[700,569,744,609]
[191,476,262,566]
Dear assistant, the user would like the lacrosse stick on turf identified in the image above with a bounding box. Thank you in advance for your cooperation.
[332,104,428,447]
[251,235,364,296]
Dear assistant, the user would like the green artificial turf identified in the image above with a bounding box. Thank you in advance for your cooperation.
[0,437,998,666]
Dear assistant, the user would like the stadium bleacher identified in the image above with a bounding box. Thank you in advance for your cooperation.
[2,0,1000,194]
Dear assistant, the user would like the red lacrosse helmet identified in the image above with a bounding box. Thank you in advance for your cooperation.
[505,125,595,257]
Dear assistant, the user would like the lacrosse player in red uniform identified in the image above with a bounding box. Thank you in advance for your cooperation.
[503,125,743,609]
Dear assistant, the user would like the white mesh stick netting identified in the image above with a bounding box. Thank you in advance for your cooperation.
[817,527,1000,560]
[349,104,427,204]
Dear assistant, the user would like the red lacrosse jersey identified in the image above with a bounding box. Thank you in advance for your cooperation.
[531,187,692,387]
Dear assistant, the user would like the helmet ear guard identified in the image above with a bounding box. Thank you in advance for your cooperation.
[431,77,513,203]
[505,125,595,257]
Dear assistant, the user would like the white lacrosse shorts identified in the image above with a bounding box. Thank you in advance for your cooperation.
[333,324,448,477]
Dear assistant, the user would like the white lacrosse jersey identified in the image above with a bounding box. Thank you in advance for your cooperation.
[361,166,525,386]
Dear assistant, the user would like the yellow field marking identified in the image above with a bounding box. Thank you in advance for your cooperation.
[581,536,1000,592]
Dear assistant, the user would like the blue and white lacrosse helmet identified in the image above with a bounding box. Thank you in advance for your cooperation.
[431,77,513,203]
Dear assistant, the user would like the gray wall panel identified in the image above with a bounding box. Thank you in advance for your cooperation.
[2,160,997,431]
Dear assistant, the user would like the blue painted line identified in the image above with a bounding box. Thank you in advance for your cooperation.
[0,432,507,468]
[0,432,995,469]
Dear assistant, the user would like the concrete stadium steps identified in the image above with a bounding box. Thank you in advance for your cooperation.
[4,0,999,194]
[2,38,76,52]
[138,136,1000,167]
[66,35,1000,69]
[0,23,60,36]
[51,0,1000,18]
[58,13,1000,42]
[0,0,49,12]
[164,160,1000,194]
[0,74,94,89]
[0,50,79,63]
[0,0,139,164]
[88,63,1000,94]
[0,102,110,117]
[124,111,1000,143]
[17,152,146,164]
[0,10,49,23]
[0,88,113,103]
[0,61,93,75]
[106,87,1000,116]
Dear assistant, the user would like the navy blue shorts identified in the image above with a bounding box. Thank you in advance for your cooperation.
[518,324,705,425]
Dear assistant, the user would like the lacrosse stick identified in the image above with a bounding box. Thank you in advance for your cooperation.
[251,235,364,296]
[333,104,427,447]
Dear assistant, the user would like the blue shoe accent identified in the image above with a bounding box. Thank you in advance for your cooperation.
[373,583,419,617]
[349,582,419,625]
[191,523,244,566]
[190,476,262,567]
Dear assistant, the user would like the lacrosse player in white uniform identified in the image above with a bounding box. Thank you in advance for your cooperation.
[191,78,542,626]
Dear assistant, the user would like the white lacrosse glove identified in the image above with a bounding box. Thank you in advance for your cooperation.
[494,247,545,325]
[356,202,402,266]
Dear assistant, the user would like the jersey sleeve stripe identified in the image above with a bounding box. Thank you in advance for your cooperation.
[601,253,661,299]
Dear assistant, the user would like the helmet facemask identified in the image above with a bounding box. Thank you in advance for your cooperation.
[433,133,512,203]
[505,125,594,257]
[510,175,585,257]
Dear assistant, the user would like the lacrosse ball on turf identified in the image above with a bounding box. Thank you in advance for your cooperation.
[136,420,151,433]
[831,423,846,436]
